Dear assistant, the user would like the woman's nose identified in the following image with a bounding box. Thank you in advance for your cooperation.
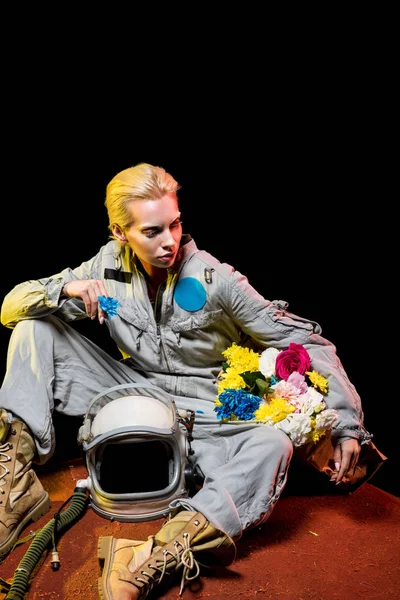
[161,229,175,247]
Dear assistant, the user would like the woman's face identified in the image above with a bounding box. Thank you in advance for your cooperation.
[114,193,183,271]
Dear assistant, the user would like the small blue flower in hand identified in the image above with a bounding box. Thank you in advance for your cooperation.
[98,296,120,318]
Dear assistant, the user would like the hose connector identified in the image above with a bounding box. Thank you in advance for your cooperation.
[51,551,60,571]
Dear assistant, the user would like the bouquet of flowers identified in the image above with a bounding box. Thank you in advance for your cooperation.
[214,342,338,447]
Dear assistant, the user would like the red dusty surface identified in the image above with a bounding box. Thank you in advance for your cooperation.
[1,459,399,600]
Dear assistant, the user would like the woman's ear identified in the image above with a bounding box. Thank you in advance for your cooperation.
[112,225,128,243]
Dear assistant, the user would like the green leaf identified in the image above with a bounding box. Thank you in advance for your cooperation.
[241,370,263,387]
[240,371,271,398]
[255,378,271,398]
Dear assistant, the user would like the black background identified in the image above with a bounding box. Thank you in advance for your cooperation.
[0,30,397,496]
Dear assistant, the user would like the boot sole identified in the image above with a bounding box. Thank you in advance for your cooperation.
[98,536,114,600]
[0,492,52,560]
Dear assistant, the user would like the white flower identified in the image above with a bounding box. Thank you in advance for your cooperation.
[275,413,312,447]
[315,408,338,431]
[298,386,325,415]
[259,347,281,378]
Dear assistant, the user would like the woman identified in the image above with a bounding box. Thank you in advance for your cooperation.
[0,163,371,599]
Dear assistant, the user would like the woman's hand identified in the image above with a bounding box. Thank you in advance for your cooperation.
[331,438,361,484]
[62,280,108,322]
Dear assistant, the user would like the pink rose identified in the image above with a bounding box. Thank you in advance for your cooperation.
[275,343,311,380]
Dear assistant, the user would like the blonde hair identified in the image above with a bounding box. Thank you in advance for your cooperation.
[105,162,180,238]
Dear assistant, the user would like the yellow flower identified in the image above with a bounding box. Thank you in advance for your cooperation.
[306,370,329,394]
[222,343,260,373]
[307,417,326,443]
[217,368,246,395]
[254,397,296,423]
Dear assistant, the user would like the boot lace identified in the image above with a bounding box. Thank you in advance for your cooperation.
[136,531,200,596]
[0,442,12,495]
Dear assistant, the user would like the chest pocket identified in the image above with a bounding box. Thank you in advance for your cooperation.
[169,309,223,333]
[117,300,150,332]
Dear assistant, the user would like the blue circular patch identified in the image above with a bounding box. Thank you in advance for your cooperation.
[174,277,207,312]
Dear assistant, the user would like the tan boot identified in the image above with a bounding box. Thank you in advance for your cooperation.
[98,510,236,600]
[0,409,51,560]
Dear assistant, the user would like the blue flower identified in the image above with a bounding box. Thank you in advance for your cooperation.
[214,389,260,421]
[98,296,120,318]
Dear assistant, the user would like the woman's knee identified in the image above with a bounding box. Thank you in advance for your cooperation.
[11,316,68,342]
[250,425,293,461]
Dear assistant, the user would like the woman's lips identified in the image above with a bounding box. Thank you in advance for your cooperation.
[158,253,174,262]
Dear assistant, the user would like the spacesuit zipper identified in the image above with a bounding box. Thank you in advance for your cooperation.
[154,282,168,363]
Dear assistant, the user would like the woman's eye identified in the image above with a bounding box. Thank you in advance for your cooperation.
[143,222,181,238]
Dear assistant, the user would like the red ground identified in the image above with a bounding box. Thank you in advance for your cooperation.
[1,459,399,600]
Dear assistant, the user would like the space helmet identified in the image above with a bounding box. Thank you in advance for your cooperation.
[77,383,201,522]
